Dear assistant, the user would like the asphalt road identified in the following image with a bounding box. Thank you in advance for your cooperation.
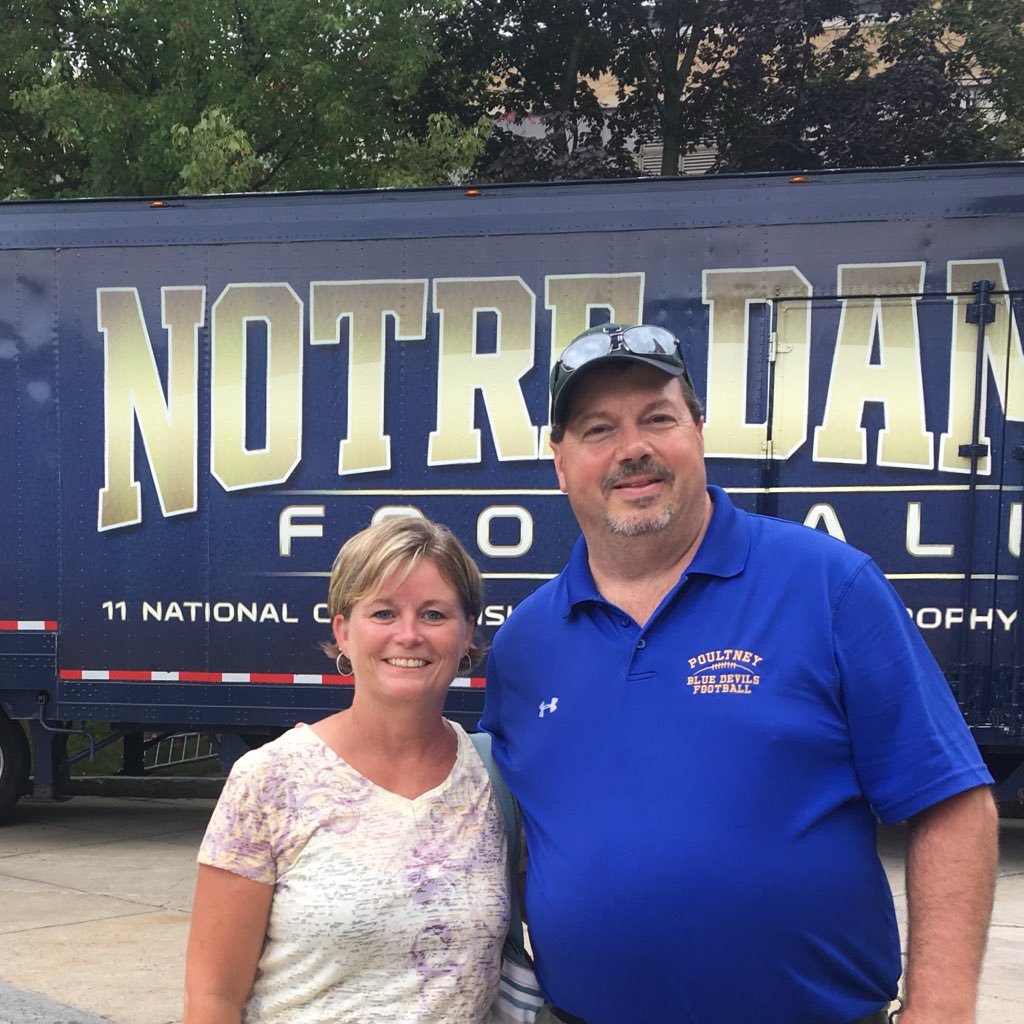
[0,795,1022,1024]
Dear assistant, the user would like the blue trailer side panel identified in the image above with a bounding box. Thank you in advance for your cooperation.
[0,165,1021,760]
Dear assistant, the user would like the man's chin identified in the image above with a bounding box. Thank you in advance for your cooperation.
[605,509,673,537]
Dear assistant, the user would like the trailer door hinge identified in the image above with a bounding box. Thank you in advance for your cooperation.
[762,439,775,458]
[966,280,996,324]
[768,332,778,363]
[958,443,989,459]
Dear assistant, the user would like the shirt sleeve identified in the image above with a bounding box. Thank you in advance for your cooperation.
[197,746,282,884]
[833,558,993,824]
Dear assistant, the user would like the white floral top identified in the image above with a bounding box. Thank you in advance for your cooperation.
[198,721,508,1024]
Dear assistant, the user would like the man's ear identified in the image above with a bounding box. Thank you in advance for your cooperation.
[550,440,569,494]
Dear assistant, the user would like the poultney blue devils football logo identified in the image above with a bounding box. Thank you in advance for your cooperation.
[686,649,763,695]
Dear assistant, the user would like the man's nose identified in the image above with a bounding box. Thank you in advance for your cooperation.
[616,423,651,460]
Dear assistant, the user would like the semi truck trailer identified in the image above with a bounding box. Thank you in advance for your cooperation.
[2,163,1023,819]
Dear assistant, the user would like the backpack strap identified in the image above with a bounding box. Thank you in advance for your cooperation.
[470,730,527,956]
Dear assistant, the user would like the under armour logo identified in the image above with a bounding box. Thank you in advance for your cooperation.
[538,698,559,718]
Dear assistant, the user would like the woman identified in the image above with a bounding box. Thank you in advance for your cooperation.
[184,516,508,1024]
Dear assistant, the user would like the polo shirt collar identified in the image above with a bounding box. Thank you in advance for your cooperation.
[688,485,750,579]
[560,485,750,615]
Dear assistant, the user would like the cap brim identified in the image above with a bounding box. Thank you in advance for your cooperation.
[551,351,687,426]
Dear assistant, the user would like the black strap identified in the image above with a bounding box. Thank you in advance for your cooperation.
[548,1004,887,1024]
[468,730,527,959]
[848,1011,890,1024]
[548,1008,587,1024]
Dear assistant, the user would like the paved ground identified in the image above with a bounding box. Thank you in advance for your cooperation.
[0,797,209,1024]
[0,795,1021,1024]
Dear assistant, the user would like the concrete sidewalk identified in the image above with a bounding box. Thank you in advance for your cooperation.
[0,796,212,1024]
[0,795,1022,1024]
[877,819,1024,1024]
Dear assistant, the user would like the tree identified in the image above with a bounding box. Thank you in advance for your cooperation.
[603,0,722,176]
[708,1,992,171]
[474,1,999,181]
[4,2,1011,197]
[902,0,1024,157]
[0,1,489,198]
[453,0,639,182]
[606,0,992,175]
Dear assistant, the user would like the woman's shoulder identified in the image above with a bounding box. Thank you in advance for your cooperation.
[230,722,320,769]
[200,730,332,878]
[223,725,338,799]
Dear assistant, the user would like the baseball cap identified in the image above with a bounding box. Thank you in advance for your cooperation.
[549,322,691,427]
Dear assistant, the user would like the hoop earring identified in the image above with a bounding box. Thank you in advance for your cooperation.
[335,652,347,675]
[459,653,473,675]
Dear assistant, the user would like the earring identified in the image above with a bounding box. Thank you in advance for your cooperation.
[335,652,347,675]
[459,653,473,675]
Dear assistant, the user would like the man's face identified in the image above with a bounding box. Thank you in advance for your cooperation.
[550,362,707,540]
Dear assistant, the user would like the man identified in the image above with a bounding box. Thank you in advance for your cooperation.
[480,323,998,1024]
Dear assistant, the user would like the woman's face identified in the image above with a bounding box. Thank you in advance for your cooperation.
[332,558,474,709]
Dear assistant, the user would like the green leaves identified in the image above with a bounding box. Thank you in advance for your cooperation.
[0,0,484,197]
[1,0,1017,198]
[925,0,1024,157]
[171,108,260,195]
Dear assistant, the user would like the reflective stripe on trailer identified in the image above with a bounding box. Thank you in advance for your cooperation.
[59,669,485,688]
[0,620,58,631]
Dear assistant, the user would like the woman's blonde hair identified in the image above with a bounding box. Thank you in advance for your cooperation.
[323,515,486,673]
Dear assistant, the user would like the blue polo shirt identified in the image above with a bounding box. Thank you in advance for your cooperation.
[481,486,991,1024]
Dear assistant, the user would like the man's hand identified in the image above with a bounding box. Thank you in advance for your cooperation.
[899,785,998,1024]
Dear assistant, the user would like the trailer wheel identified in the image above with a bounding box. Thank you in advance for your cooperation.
[0,712,31,822]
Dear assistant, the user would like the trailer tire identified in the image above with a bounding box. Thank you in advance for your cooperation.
[0,712,31,822]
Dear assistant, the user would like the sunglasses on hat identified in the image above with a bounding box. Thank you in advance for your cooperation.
[549,323,692,424]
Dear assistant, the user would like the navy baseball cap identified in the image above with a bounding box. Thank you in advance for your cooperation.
[549,322,691,427]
